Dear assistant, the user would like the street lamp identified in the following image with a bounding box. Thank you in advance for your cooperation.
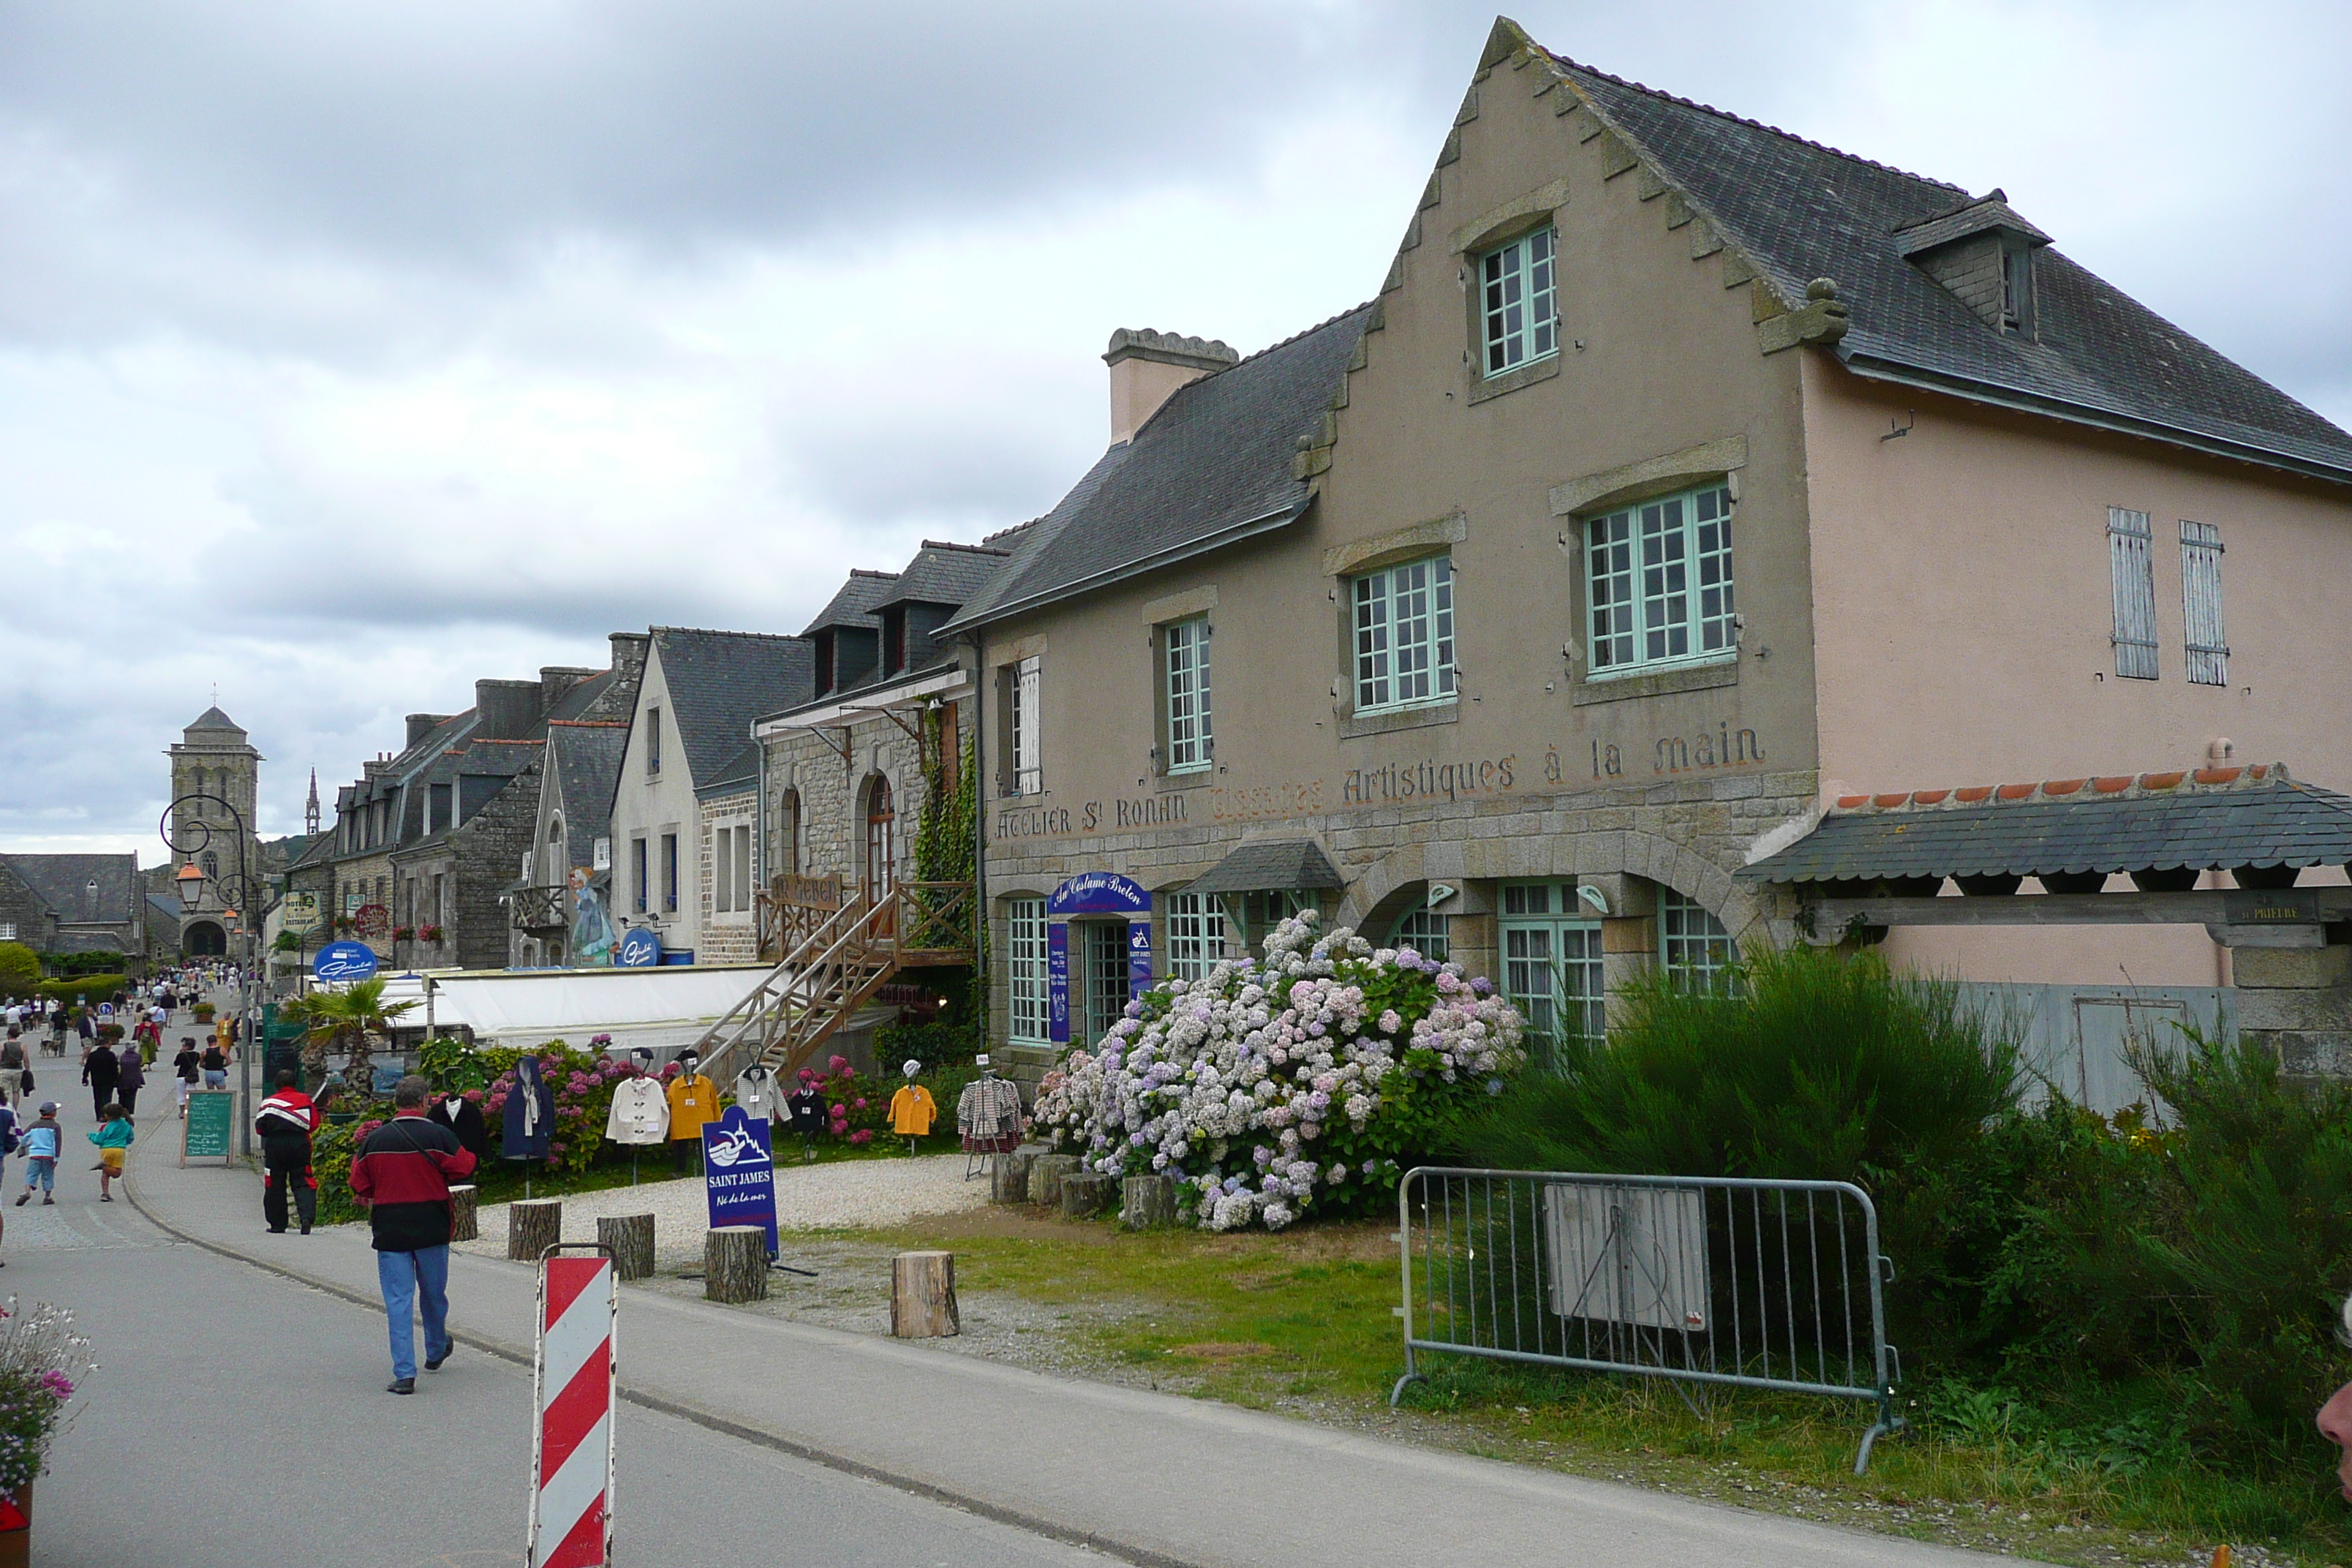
[160,791,265,1156]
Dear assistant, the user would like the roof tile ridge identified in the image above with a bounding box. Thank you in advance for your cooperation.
[548,719,630,728]
[652,625,808,642]
[1223,301,1376,373]
[1828,762,2287,814]
[1539,48,1967,195]
[915,538,1011,557]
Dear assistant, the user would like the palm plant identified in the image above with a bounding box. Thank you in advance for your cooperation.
[282,976,417,1090]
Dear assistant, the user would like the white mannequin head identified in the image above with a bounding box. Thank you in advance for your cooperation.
[902,1058,921,1080]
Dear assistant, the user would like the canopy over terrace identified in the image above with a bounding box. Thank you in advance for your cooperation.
[375,964,772,1058]
[1738,764,2352,948]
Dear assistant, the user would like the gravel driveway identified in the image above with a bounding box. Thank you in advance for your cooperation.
[457,1151,991,1270]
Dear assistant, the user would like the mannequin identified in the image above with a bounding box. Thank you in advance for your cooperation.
[887,1059,937,1156]
[956,1054,1024,1178]
[604,1047,668,1185]
[665,1050,720,1176]
[431,1086,491,1164]
[733,1062,783,1130]
[502,1055,556,1196]
[784,1068,826,1164]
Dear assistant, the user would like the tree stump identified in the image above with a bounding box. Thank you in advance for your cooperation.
[1061,1171,1114,1219]
[1121,1174,1177,1230]
[508,1198,562,1262]
[1030,1154,1079,1209]
[598,1213,656,1281]
[704,1226,769,1304]
[990,1155,1030,1205]
[891,1251,960,1338]
[448,1185,479,1243]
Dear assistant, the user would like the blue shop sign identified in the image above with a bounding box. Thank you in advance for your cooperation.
[1048,872,1150,917]
[313,941,380,984]
[616,927,663,968]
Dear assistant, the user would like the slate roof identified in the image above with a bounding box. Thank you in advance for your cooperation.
[870,541,1013,611]
[183,706,246,736]
[649,627,813,785]
[1188,839,1347,896]
[0,853,142,924]
[1540,43,2352,483]
[946,305,1377,630]
[1738,765,2352,883]
[696,740,762,801]
[548,722,630,848]
[799,572,898,637]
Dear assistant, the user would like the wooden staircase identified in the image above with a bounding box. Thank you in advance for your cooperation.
[694,879,973,1085]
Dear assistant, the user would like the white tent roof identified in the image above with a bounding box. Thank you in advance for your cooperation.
[375,966,769,1054]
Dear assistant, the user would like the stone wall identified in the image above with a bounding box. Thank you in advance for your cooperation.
[696,787,761,967]
[760,699,960,897]
[0,862,54,953]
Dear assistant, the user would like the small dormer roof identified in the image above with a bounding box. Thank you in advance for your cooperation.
[1893,190,2051,257]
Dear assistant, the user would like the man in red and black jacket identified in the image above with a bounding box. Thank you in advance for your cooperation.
[254,1069,320,1235]
[349,1074,477,1395]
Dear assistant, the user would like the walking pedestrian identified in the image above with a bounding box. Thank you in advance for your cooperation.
[254,1071,320,1235]
[86,1103,132,1202]
[115,1048,144,1123]
[199,1039,228,1091]
[82,1040,120,1126]
[173,1038,201,1117]
[347,1076,476,1395]
[15,1104,58,1206]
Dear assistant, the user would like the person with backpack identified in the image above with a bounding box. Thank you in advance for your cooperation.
[348,1076,477,1394]
[173,1038,202,1117]
[15,1104,58,1206]
[253,1071,320,1235]
[86,1103,132,1202]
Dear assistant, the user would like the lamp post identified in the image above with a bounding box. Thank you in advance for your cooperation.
[162,792,263,1156]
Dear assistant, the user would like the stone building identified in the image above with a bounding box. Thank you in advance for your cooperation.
[295,635,644,972]
[508,705,636,968]
[936,20,2352,1086]
[606,627,811,966]
[0,854,146,964]
[165,706,263,957]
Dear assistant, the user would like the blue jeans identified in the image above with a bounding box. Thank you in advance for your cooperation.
[377,1245,451,1381]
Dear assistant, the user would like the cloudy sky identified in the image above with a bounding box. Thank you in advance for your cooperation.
[3,1,2346,862]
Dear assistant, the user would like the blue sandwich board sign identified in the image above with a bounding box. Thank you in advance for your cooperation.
[702,1105,777,1258]
[313,941,380,984]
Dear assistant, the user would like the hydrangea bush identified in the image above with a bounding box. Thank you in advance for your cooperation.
[1030,912,1523,1230]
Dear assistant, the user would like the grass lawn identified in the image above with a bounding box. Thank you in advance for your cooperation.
[845,1208,2344,1568]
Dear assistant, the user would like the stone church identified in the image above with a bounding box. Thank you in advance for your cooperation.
[165,707,264,957]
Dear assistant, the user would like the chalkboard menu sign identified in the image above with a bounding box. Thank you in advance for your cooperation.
[182,1090,235,1166]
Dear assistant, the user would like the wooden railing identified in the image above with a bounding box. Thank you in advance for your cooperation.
[510,885,568,930]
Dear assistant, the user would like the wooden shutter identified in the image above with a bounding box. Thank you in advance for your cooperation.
[2106,507,2159,680]
[2179,520,2228,686]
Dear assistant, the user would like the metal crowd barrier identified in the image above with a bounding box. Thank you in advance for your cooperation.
[1392,1166,1904,1472]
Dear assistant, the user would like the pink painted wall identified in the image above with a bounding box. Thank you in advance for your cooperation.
[1799,353,2352,984]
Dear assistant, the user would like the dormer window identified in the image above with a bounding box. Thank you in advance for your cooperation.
[1895,191,2047,342]
[881,606,906,677]
[813,632,835,696]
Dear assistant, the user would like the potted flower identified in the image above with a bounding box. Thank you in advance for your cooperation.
[0,1297,95,1564]
[391,926,415,943]
[332,916,358,935]
[192,1001,216,1023]
[418,925,444,945]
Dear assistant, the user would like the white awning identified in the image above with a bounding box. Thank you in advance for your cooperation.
[374,965,772,1055]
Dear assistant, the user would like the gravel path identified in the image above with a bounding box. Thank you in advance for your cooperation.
[456,1152,990,1270]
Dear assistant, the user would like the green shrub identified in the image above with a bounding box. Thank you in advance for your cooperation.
[875,1017,981,1071]
[0,943,37,995]
[1450,945,2021,1180]
[31,975,127,1007]
[40,951,124,979]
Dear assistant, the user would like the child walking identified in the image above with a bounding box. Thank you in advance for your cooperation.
[88,1103,132,1202]
[16,1104,59,1206]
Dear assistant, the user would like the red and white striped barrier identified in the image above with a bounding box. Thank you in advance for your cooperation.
[528,1247,617,1568]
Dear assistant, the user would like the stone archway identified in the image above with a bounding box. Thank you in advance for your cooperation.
[181,920,227,957]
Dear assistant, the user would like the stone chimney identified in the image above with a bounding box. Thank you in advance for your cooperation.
[405,714,451,749]
[539,666,599,712]
[473,678,544,741]
[1104,328,1239,445]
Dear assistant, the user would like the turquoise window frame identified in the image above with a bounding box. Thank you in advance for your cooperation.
[1480,227,1558,374]
[1352,554,1456,715]
[1499,880,1604,1063]
[1586,480,1736,677]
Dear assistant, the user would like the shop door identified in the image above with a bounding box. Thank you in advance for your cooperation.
[864,778,896,899]
[1085,921,1131,1044]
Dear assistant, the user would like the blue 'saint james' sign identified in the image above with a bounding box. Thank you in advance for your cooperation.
[702,1106,777,1258]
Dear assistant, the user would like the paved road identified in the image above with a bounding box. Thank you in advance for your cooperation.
[8,1067,1100,1568]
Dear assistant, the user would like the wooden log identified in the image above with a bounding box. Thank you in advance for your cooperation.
[448,1184,479,1243]
[990,1155,1030,1205]
[1029,1154,1079,1209]
[704,1225,770,1304]
[598,1212,656,1281]
[891,1250,960,1338]
[508,1197,562,1262]
[1120,1174,1177,1230]
[1061,1171,1114,1219]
